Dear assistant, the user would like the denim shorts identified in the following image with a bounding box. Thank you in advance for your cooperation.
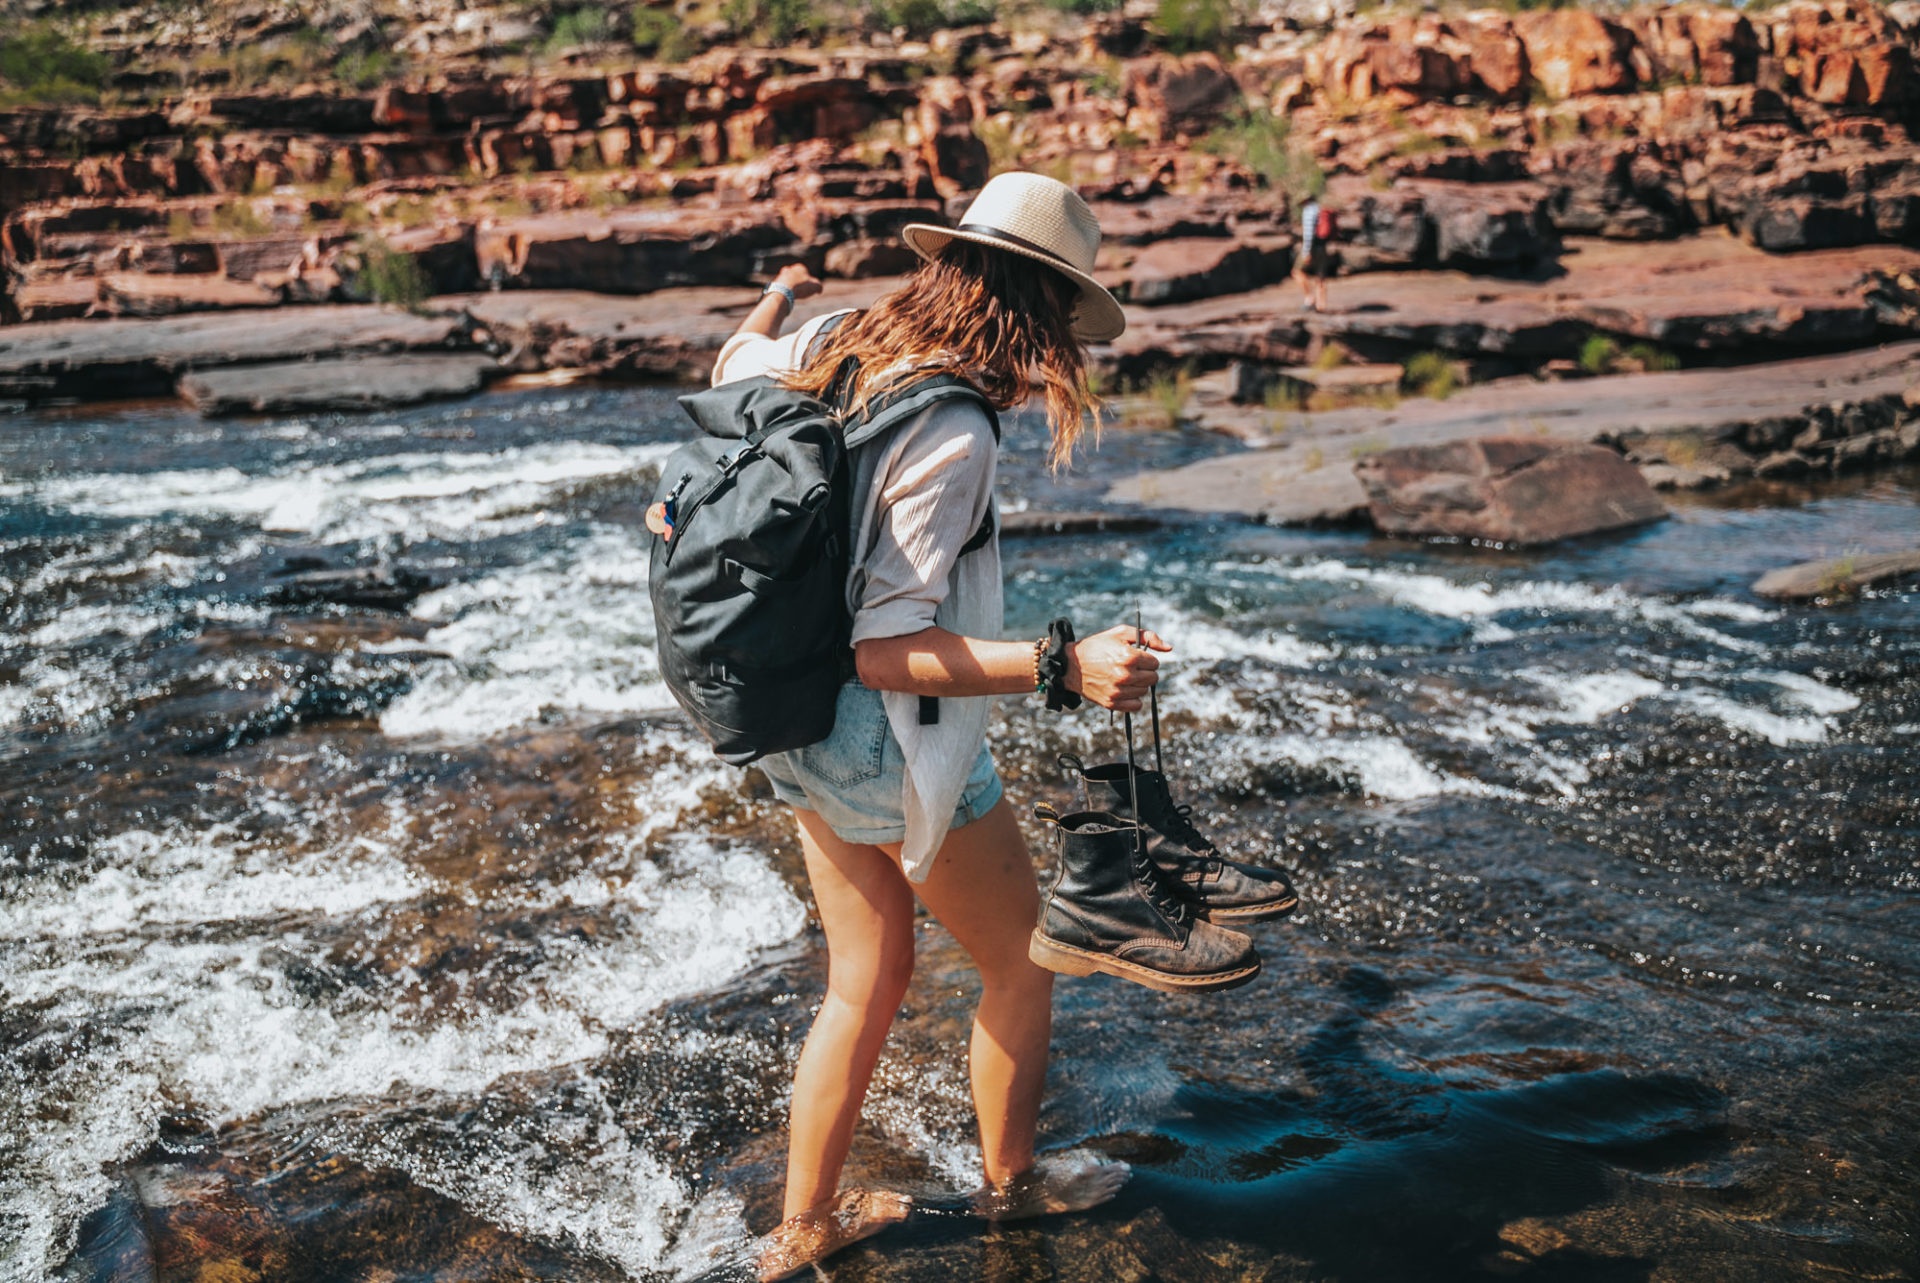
[757,681,1003,845]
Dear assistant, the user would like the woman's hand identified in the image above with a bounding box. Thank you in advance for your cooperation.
[1066,624,1171,712]
[775,262,823,301]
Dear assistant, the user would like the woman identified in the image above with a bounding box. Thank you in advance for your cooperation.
[707,173,1164,1279]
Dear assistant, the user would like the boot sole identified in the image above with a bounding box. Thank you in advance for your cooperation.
[1200,895,1300,925]
[1028,929,1261,994]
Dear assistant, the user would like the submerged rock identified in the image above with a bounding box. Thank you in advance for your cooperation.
[267,558,434,611]
[1753,549,1920,600]
[1354,437,1667,545]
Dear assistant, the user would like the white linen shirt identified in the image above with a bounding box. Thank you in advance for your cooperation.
[710,310,1002,881]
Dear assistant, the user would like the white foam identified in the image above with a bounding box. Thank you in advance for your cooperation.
[1752,670,1859,716]
[0,823,426,941]
[1215,728,1472,800]
[1530,670,1667,724]
[1275,560,1767,653]
[379,526,674,740]
[1672,690,1835,746]
[0,775,803,1281]
[16,442,675,544]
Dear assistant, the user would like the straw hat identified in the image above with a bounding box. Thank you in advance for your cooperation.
[900,172,1126,344]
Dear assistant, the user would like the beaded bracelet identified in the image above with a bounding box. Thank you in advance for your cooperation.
[1031,638,1047,692]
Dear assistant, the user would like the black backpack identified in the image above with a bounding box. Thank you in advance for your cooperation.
[648,355,1000,765]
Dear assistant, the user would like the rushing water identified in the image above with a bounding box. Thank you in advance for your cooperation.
[1,385,1915,1282]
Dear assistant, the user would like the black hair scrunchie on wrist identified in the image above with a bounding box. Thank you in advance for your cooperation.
[1041,617,1082,712]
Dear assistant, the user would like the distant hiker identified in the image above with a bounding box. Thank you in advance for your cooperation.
[1296,194,1337,313]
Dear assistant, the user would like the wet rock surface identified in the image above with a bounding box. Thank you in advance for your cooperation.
[1108,340,1920,526]
[0,306,469,402]
[179,353,501,415]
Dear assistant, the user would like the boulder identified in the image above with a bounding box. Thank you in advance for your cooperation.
[1115,236,1292,305]
[919,126,990,198]
[1354,437,1667,545]
[178,354,499,415]
[1334,178,1557,270]
[473,206,794,292]
[1514,10,1638,99]
[1124,53,1237,141]
[1754,549,1920,599]
[823,239,919,278]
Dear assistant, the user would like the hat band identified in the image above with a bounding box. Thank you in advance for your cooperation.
[956,223,1086,276]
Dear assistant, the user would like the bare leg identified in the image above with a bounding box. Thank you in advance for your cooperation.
[882,798,1052,1189]
[780,807,917,1218]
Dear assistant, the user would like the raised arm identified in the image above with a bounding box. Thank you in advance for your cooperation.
[732,262,822,343]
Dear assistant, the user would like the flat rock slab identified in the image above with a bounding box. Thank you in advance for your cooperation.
[1110,340,1920,526]
[1278,363,1405,393]
[178,354,499,415]
[0,305,467,403]
[98,271,280,318]
[1355,437,1666,545]
[457,278,891,380]
[1753,549,1920,599]
[1111,236,1920,370]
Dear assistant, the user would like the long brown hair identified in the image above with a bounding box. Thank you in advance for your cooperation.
[782,240,1101,469]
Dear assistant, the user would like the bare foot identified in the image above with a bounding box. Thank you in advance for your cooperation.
[756,1189,913,1282]
[971,1149,1131,1221]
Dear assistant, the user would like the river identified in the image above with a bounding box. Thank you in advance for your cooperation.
[2,384,1915,1281]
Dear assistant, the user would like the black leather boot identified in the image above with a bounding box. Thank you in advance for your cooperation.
[1059,754,1299,925]
[1028,804,1261,993]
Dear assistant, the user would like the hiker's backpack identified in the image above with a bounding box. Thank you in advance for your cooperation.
[1315,205,1335,242]
[647,355,1000,765]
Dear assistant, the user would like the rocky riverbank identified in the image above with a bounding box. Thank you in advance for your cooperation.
[5,0,1920,321]
[6,0,1920,520]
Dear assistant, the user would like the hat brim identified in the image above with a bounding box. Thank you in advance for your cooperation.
[899,223,1127,344]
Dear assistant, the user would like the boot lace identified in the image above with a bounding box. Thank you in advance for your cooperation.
[1129,837,1190,925]
[1162,804,1219,867]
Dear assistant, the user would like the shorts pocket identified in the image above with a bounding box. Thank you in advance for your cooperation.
[801,684,888,789]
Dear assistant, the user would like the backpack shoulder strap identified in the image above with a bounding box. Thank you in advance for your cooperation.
[841,375,1001,451]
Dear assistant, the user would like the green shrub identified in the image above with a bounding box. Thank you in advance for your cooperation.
[212,202,271,236]
[1151,0,1237,55]
[1625,341,1680,372]
[1199,107,1324,201]
[1146,366,1193,427]
[358,237,430,311]
[1044,0,1125,11]
[1402,350,1458,400]
[974,115,1021,173]
[1578,333,1621,376]
[334,48,403,90]
[631,4,697,58]
[867,0,995,35]
[548,6,615,51]
[0,23,110,106]
[723,0,822,44]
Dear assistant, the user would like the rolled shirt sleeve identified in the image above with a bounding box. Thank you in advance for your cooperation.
[848,402,998,645]
[710,309,851,386]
